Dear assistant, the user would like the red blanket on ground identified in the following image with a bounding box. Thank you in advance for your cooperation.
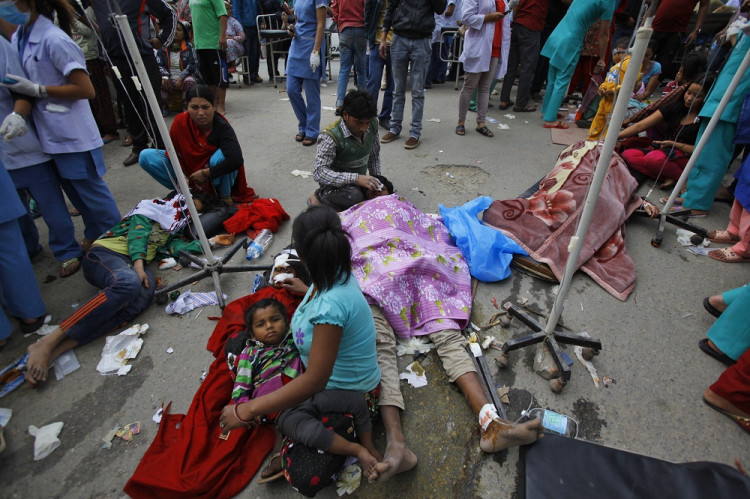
[124,288,302,498]
[222,198,290,235]
[483,141,641,301]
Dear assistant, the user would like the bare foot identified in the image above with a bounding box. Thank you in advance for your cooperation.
[480,419,543,453]
[703,388,750,419]
[708,294,728,314]
[374,439,417,481]
[356,446,380,482]
[25,338,54,384]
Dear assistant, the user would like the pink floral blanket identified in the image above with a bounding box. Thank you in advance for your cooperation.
[340,195,472,338]
[482,141,642,301]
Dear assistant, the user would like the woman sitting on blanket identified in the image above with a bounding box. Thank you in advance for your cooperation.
[221,206,384,493]
[139,85,255,206]
[616,73,714,187]
[24,193,204,386]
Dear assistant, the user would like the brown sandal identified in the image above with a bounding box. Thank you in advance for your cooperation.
[708,247,750,263]
[707,230,740,244]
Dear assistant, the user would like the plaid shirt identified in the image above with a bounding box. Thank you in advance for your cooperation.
[313,120,381,187]
[624,84,687,126]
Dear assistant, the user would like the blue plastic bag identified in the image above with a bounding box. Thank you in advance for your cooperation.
[439,196,527,282]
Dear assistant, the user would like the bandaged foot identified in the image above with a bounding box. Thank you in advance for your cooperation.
[478,404,543,452]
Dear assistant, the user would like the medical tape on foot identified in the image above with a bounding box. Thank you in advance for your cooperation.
[479,403,499,431]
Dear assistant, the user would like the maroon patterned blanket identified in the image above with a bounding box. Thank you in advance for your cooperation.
[483,141,642,301]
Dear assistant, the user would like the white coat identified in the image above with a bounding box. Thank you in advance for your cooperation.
[459,0,510,76]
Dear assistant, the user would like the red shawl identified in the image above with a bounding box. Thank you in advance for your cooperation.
[169,111,256,203]
[124,288,303,498]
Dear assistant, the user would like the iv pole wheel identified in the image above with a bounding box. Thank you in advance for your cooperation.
[650,235,662,248]
[549,377,566,393]
[581,347,598,361]
[690,234,705,245]
[495,353,509,369]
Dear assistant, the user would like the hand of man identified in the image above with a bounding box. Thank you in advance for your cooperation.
[0,112,27,141]
[310,51,320,72]
[356,174,384,192]
[593,59,606,74]
[189,168,209,182]
[149,37,163,50]
[219,34,228,50]
[684,30,698,46]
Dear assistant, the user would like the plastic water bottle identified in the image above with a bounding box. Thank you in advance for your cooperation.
[246,229,273,260]
[521,408,578,438]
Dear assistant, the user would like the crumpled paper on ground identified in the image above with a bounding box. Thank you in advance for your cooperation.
[291,169,313,178]
[0,407,11,427]
[116,421,141,442]
[28,422,64,460]
[575,346,599,388]
[165,290,225,315]
[399,361,427,388]
[335,463,362,495]
[53,350,80,380]
[396,337,435,356]
[96,324,149,375]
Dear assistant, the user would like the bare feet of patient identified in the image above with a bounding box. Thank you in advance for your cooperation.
[374,438,417,481]
[25,337,54,385]
[480,419,543,453]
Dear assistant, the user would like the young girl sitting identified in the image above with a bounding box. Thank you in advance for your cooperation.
[230,298,304,483]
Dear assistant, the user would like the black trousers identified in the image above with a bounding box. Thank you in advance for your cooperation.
[111,53,164,153]
[500,23,542,109]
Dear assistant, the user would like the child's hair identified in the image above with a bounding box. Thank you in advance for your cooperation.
[691,72,716,96]
[186,85,217,105]
[292,206,352,291]
[374,175,394,194]
[245,298,288,337]
[646,40,656,56]
[342,89,377,120]
[614,37,630,50]
[39,0,74,36]
[681,52,708,83]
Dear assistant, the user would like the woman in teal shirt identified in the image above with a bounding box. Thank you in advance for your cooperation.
[221,205,382,495]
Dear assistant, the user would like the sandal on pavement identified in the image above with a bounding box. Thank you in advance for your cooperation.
[513,104,537,112]
[659,196,684,204]
[702,297,723,318]
[19,315,47,335]
[476,126,494,137]
[257,452,284,484]
[708,247,750,263]
[702,396,750,435]
[60,257,81,278]
[707,230,740,244]
[302,137,316,146]
[455,124,465,136]
[543,122,569,129]
[699,338,735,366]
[295,132,306,142]
[498,101,514,110]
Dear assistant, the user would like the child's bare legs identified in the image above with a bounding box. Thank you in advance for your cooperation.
[359,429,383,461]
[261,429,284,479]
[25,327,79,385]
[327,432,379,481]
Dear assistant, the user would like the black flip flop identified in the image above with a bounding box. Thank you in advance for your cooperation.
[455,124,465,136]
[513,104,537,112]
[302,137,317,146]
[698,338,735,367]
[295,132,306,142]
[702,297,723,318]
[498,101,514,110]
[476,126,494,138]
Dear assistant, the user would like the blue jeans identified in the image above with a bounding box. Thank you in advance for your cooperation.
[0,217,46,341]
[60,246,155,345]
[139,149,238,197]
[426,40,448,83]
[336,27,368,107]
[366,42,393,121]
[389,35,431,138]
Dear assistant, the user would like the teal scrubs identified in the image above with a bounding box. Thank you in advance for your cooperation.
[540,0,616,122]
[683,33,750,212]
[708,284,750,361]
